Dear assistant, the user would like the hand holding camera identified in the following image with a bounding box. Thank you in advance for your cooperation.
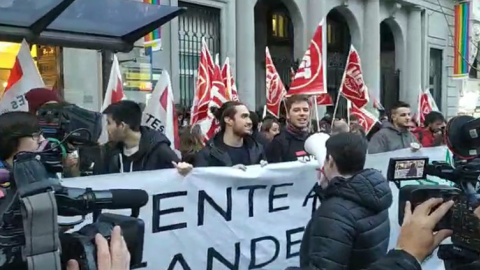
[396,199,454,262]
[67,226,130,270]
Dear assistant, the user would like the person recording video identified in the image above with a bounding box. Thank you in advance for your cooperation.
[66,226,130,270]
[365,198,456,270]
[0,111,47,169]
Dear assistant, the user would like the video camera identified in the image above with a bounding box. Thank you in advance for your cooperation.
[387,115,480,269]
[35,103,103,175]
[37,103,103,147]
[0,142,148,269]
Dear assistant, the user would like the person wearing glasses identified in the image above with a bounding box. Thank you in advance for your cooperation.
[0,111,46,168]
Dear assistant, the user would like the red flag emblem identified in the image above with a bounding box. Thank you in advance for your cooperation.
[340,46,369,108]
[288,20,326,96]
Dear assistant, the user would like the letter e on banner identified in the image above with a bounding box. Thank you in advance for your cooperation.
[152,192,188,233]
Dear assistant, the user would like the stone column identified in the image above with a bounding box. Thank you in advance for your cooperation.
[406,7,422,108]
[363,0,381,101]
[236,0,256,109]
[307,0,326,39]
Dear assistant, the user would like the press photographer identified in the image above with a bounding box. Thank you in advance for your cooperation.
[383,114,480,269]
[0,111,149,270]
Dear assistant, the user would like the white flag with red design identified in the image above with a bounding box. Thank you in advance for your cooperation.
[221,57,239,102]
[101,54,126,111]
[417,88,439,125]
[98,54,126,144]
[142,71,180,150]
[0,40,45,114]
[266,47,287,118]
[288,19,327,96]
[339,45,369,108]
[190,38,215,127]
[348,101,378,134]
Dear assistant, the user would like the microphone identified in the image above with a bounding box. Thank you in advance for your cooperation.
[54,187,149,216]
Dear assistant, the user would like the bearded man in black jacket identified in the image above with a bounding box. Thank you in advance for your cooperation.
[195,101,265,168]
[299,133,393,270]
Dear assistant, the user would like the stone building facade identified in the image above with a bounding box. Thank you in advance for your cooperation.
[64,0,461,117]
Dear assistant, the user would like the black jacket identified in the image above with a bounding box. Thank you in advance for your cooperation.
[299,169,393,270]
[364,250,421,270]
[194,131,265,167]
[252,130,269,147]
[265,129,310,163]
[94,127,180,174]
[287,250,421,270]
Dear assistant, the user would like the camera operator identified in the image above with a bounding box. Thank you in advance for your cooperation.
[67,226,130,270]
[0,111,47,169]
[365,198,455,270]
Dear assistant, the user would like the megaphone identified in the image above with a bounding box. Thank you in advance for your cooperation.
[304,133,330,168]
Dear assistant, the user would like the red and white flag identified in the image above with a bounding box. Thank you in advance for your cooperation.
[202,57,229,141]
[142,71,180,150]
[101,54,126,111]
[266,47,287,118]
[190,38,215,127]
[0,40,45,114]
[370,93,384,111]
[99,54,126,144]
[316,93,333,106]
[417,88,439,125]
[222,57,239,101]
[348,101,378,134]
[339,45,369,108]
[288,19,327,96]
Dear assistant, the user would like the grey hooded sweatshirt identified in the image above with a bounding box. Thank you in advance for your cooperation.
[368,122,418,154]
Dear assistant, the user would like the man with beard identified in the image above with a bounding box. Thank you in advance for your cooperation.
[369,101,419,154]
[413,111,445,147]
[194,101,265,168]
[265,95,311,162]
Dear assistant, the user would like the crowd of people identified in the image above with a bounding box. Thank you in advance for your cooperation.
[0,86,466,270]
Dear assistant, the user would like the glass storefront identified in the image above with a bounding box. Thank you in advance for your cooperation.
[0,42,62,95]
[119,47,162,105]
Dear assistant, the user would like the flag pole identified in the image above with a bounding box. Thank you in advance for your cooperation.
[314,95,320,132]
[332,92,342,124]
[347,100,351,126]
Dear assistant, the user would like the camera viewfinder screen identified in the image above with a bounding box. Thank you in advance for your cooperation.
[394,160,425,180]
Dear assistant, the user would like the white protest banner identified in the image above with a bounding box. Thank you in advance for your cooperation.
[63,147,450,270]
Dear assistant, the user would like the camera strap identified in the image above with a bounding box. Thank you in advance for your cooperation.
[12,154,62,270]
[20,191,61,270]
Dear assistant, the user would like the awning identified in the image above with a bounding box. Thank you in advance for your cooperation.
[0,0,186,52]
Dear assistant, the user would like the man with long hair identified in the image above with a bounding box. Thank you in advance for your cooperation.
[194,101,265,168]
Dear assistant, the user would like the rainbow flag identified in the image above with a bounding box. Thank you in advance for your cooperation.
[143,0,162,52]
[453,1,471,78]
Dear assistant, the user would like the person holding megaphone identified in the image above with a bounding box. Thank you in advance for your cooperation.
[298,132,393,270]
